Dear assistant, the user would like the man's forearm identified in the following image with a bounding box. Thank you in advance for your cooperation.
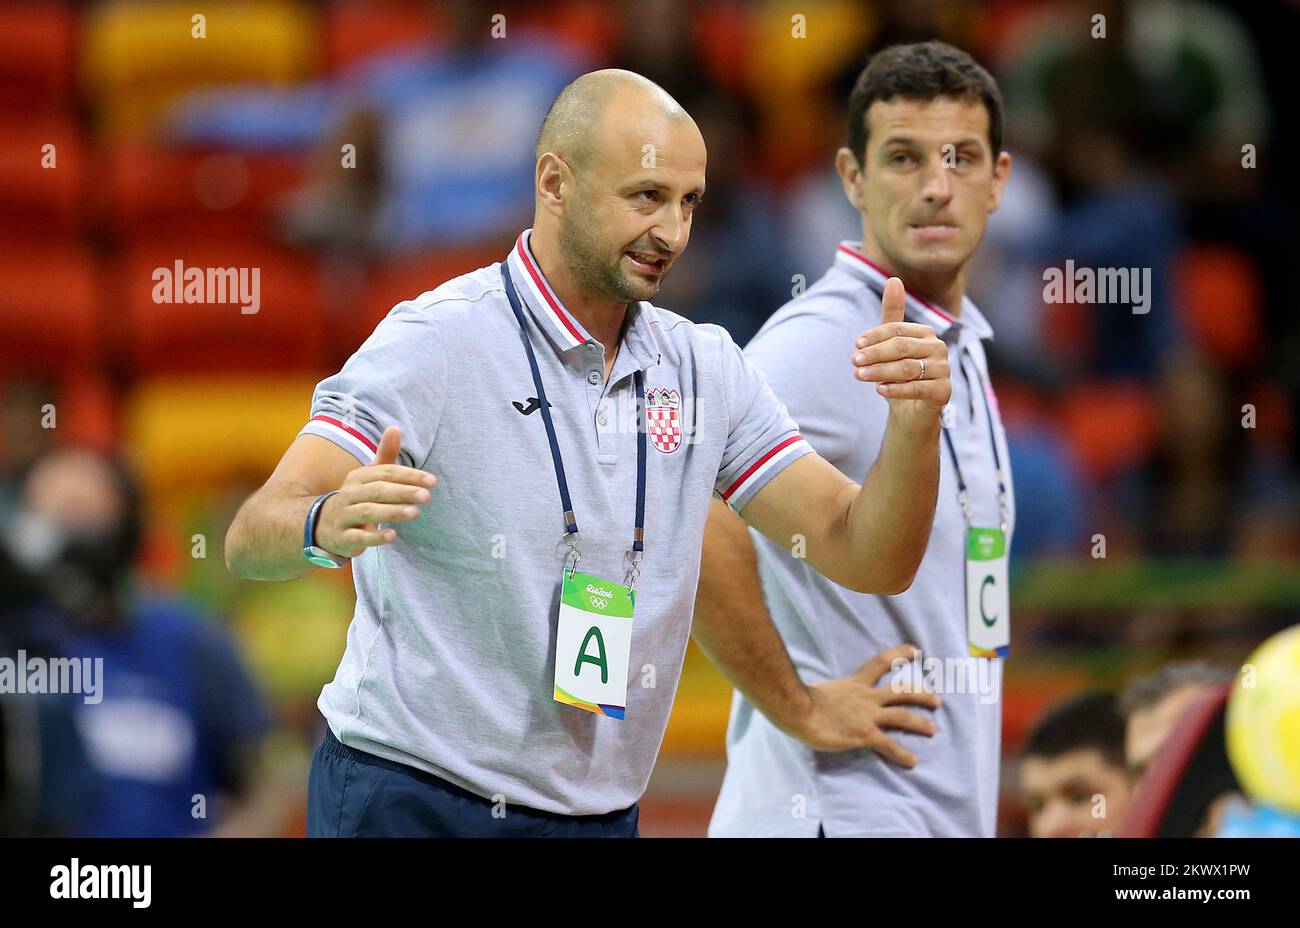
[692,500,814,737]
[843,413,941,594]
[225,487,320,582]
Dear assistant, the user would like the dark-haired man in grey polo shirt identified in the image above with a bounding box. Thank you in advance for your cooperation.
[701,41,1015,838]
[225,68,952,837]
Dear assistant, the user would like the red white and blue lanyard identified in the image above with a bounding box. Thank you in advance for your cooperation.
[943,352,1010,534]
[500,261,647,589]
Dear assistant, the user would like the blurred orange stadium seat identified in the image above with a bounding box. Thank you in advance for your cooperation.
[693,1,754,92]
[1041,295,1094,370]
[513,1,616,61]
[1244,377,1293,449]
[1174,243,1262,370]
[322,0,440,73]
[125,374,323,501]
[747,0,875,181]
[54,374,120,453]
[0,1,77,115]
[1000,667,1093,754]
[323,0,615,76]
[81,0,320,137]
[118,236,326,375]
[95,143,306,239]
[1061,380,1159,483]
[346,244,507,350]
[124,373,322,495]
[0,112,85,235]
[746,0,872,98]
[984,377,1044,433]
[0,240,102,376]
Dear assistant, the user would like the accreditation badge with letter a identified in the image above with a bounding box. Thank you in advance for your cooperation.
[966,527,1009,658]
[553,570,635,719]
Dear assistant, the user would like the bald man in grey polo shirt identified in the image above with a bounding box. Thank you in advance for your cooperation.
[225,69,952,837]
[700,41,1015,837]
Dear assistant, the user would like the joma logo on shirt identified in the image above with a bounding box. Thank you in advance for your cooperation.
[512,396,551,416]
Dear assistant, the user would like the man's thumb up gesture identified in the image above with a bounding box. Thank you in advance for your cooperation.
[850,276,951,428]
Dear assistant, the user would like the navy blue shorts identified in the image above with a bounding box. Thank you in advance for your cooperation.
[306,726,640,837]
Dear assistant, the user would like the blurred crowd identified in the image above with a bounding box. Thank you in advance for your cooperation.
[1,0,1298,836]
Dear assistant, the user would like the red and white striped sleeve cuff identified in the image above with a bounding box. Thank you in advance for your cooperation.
[299,414,379,465]
[720,434,813,511]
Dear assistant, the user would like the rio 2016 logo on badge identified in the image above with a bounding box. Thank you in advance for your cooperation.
[646,387,682,453]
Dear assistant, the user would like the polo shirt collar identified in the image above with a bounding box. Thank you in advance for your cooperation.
[505,229,662,369]
[620,300,664,371]
[833,241,994,344]
[507,229,593,350]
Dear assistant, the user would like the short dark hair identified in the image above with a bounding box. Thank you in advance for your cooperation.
[846,40,1003,167]
[1119,662,1236,719]
[1023,691,1126,769]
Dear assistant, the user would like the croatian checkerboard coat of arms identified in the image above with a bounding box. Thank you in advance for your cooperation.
[645,386,683,453]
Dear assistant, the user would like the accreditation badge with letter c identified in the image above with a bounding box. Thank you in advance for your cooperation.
[966,527,1009,658]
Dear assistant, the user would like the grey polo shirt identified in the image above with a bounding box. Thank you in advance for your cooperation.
[708,242,1015,837]
[298,229,813,816]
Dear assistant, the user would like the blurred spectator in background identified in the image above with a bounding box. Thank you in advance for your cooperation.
[1019,691,1131,837]
[1000,398,1085,558]
[998,0,1269,182]
[1119,349,1300,560]
[0,522,94,836]
[964,151,1058,376]
[1113,351,1245,556]
[174,0,590,254]
[654,88,790,345]
[997,0,1271,379]
[607,0,711,105]
[0,378,59,526]
[605,0,790,341]
[2,448,274,836]
[1120,660,1235,785]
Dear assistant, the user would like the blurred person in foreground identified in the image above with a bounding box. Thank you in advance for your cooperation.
[702,41,1013,837]
[1019,691,1131,837]
[1121,660,1236,785]
[1118,662,1243,839]
[3,448,273,836]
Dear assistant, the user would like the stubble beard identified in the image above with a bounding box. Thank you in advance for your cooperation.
[559,195,657,304]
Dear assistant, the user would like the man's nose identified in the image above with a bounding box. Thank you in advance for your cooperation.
[920,156,953,204]
[653,207,687,254]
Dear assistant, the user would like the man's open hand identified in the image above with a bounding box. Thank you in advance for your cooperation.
[316,426,436,557]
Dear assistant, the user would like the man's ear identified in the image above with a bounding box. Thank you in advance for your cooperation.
[987,150,1012,214]
[834,147,866,212]
[536,152,569,219]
